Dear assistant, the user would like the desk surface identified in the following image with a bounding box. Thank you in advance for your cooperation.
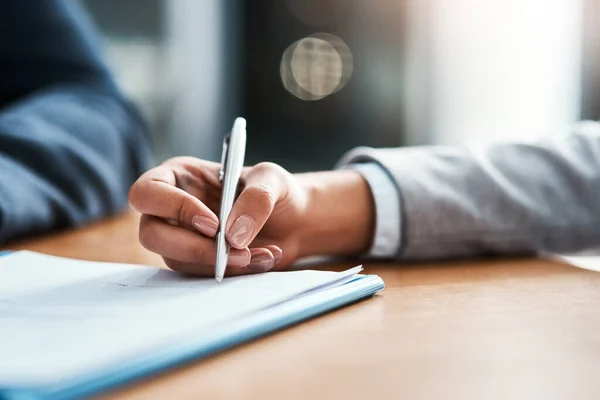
[4,211,600,400]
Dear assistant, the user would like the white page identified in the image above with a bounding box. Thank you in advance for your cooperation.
[0,251,361,387]
[547,253,600,272]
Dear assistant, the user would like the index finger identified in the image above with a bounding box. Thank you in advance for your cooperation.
[128,164,219,237]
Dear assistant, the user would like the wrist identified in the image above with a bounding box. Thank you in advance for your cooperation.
[295,170,375,259]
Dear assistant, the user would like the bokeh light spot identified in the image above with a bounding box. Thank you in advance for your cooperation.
[280,33,353,101]
[291,37,342,97]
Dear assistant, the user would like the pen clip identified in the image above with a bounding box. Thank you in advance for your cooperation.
[219,134,231,183]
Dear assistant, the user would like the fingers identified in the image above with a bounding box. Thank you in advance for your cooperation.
[133,158,290,277]
[247,245,285,272]
[139,215,250,267]
[226,162,288,249]
[129,164,219,237]
[140,215,285,276]
[264,245,283,265]
[247,248,274,272]
[162,258,251,277]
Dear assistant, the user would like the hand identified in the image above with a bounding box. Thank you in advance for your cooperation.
[128,157,375,277]
[128,157,307,275]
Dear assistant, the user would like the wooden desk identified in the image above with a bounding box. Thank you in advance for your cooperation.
[5,211,600,400]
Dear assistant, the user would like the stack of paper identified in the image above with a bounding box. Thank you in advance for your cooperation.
[547,252,600,272]
[0,251,383,399]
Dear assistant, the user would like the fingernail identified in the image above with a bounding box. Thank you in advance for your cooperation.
[270,248,283,264]
[228,215,255,248]
[192,215,218,237]
[247,253,274,272]
[228,250,250,267]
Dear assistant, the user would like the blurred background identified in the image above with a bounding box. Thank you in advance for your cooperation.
[82,0,600,172]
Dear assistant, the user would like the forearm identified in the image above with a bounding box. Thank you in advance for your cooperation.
[338,121,600,259]
[296,170,375,258]
[0,86,151,242]
[0,0,152,242]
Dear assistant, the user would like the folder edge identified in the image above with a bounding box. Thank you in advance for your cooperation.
[1,269,383,400]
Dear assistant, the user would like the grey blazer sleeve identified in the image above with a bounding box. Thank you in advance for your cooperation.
[338,120,600,260]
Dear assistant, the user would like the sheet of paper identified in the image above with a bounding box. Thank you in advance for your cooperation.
[548,253,600,272]
[0,251,361,387]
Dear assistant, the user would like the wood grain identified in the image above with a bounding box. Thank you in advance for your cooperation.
[4,211,600,400]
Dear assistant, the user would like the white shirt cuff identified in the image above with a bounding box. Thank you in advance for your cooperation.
[344,163,401,259]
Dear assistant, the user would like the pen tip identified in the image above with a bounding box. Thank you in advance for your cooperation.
[215,275,223,283]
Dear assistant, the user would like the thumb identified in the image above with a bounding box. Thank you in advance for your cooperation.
[225,162,287,249]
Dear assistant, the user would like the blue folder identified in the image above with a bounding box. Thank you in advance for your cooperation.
[0,251,384,400]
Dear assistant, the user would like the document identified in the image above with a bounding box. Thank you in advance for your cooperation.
[548,252,600,272]
[0,251,363,387]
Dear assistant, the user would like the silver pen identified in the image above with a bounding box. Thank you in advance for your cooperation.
[215,117,247,282]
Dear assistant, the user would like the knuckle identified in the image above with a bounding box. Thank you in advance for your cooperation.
[174,195,187,224]
[247,185,276,209]
[128,171,157,211]
[128,179,145,209]
[128,185,139,208]
[253,161,281,175]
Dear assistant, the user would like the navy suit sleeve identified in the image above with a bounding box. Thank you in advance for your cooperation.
[0,0,152,242]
